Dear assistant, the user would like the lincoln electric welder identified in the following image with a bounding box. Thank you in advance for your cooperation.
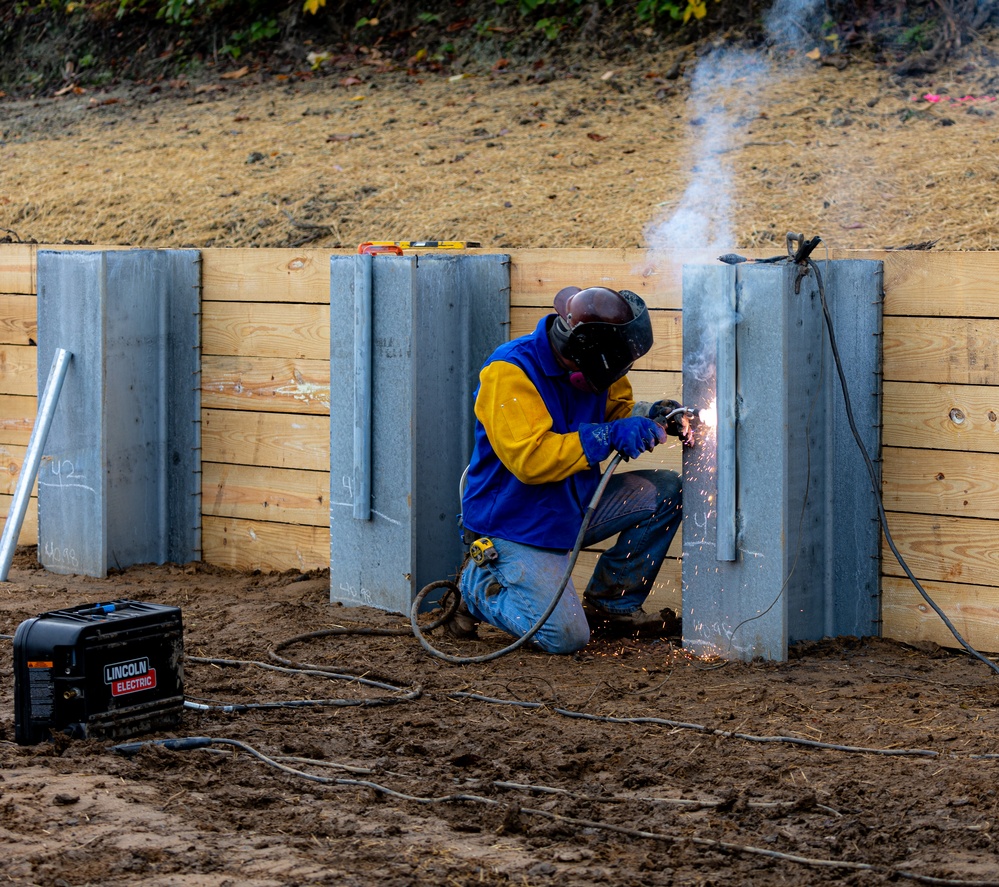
[13,600,184,745]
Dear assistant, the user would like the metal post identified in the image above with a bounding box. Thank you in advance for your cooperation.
[715,282,737,562]
[0,348,72,581]
[352,253,373,521]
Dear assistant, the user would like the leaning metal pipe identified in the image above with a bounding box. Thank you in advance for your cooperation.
[0,348,72,581]
[715,282,737,562]
[352,253,373,520]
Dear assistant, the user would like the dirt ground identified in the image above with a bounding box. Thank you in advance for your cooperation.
[4,548,999,887]
[5,33,999,887]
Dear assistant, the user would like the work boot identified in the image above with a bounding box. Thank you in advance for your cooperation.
[444,595,479,639]
[583,599,682,639]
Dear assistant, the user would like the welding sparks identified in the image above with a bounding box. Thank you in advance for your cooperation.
[697,399,717,430]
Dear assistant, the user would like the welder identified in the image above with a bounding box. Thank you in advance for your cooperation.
[451,285,688,654]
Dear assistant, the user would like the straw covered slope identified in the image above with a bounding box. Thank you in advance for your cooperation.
[2,33,999,253]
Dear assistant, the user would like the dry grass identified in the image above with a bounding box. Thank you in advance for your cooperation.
[1,42,998,251]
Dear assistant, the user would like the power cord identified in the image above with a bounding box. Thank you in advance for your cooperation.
[408,404,695,664]
[108,734,999,887]
[807,255,999,676]
[408,450,624,664]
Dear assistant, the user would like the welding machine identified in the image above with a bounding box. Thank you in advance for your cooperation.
[13,600,184,745]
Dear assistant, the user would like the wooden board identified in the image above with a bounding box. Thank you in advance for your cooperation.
[202,515,329,572]
[201,249,335,304]
[882,446,999,520]
[0,244,36,295]
[202,462,329,526]
[880,251,999,318]
[0,295,37,345]
[0,494,38,546]
[881,511,999,588]
[884,316,999,384]
[883,382,999,453]
[0,444,36,496]
[511,307,682,372]
[0,345,38,397]
[202,302,330,360]
[201,356,331,414]
[574,550,682,612]
[202,409,330,471]
[507,248,770,311]
[629,369,682,403]
[509,249,676,308]
[0,395,36,446]
[882,575,999,654]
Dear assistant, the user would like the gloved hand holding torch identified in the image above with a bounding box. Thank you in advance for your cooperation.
[637,399,697,447]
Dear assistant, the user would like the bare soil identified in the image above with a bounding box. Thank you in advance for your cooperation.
[3,547,999,886]
[4,39,999,887]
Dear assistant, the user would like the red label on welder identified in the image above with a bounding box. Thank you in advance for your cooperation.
[110,667,157,697]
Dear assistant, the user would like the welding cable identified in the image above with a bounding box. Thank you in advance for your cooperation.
[807,256,999,677]
[407,404,694,665]
[267,606,451,671]
[183,654,420,711]
[408,450,625,665]
[449,691,940,757]
[109,735,998,887]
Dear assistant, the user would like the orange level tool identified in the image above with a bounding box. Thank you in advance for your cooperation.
[357,241,481,255]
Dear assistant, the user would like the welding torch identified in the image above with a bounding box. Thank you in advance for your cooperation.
[649,403,701,448]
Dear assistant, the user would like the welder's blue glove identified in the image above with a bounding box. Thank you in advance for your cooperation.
[578,417,667,464]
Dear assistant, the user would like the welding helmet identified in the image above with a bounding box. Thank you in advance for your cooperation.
[551,286,653,392]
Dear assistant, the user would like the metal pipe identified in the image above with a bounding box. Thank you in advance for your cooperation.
[0,348,72,581]
[352,253,373,520]
[715,284,737,562]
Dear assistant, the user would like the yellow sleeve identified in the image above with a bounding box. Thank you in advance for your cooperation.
[475,361,591,484]
[605,376,635,422]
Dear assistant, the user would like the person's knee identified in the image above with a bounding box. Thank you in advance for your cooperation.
[532,617,590,654]
[653,470,682,507]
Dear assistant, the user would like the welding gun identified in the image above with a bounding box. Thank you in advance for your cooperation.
[646,400,699,446]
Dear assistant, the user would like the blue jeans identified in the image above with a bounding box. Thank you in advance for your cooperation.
[459,468,682,654]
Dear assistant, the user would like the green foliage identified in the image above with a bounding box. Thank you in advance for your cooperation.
[899,20,935,50]
[222,16,279,57]
[635,0,685,24]
[490,0,715,41]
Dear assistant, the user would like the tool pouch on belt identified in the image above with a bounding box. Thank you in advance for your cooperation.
[468,537,499,568]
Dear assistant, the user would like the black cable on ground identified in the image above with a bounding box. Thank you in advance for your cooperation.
[408,451,624,665]
[185,654,420,711]
[807,255,999,677]
[109,735,999,887]
[450,691,939,756]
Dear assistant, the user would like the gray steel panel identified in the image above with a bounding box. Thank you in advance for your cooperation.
[682,259,882,661]
[822,259,883,638]
[330,254,510,614]
[37,249,201,577]
[37,251,108,576]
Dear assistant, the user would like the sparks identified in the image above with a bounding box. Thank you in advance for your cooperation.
[697,398,717,429]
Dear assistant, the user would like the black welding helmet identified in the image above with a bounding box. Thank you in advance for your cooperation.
[551,286,653,392]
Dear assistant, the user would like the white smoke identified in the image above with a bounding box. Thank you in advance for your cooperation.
[764,0,826,48]
[644,1,826,255]
[644,49,767,254]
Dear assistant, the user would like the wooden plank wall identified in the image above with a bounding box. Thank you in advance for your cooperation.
[200,249,335,572]
[875,251,999,652]
[3,245,999,653]
[0,244,39,545]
